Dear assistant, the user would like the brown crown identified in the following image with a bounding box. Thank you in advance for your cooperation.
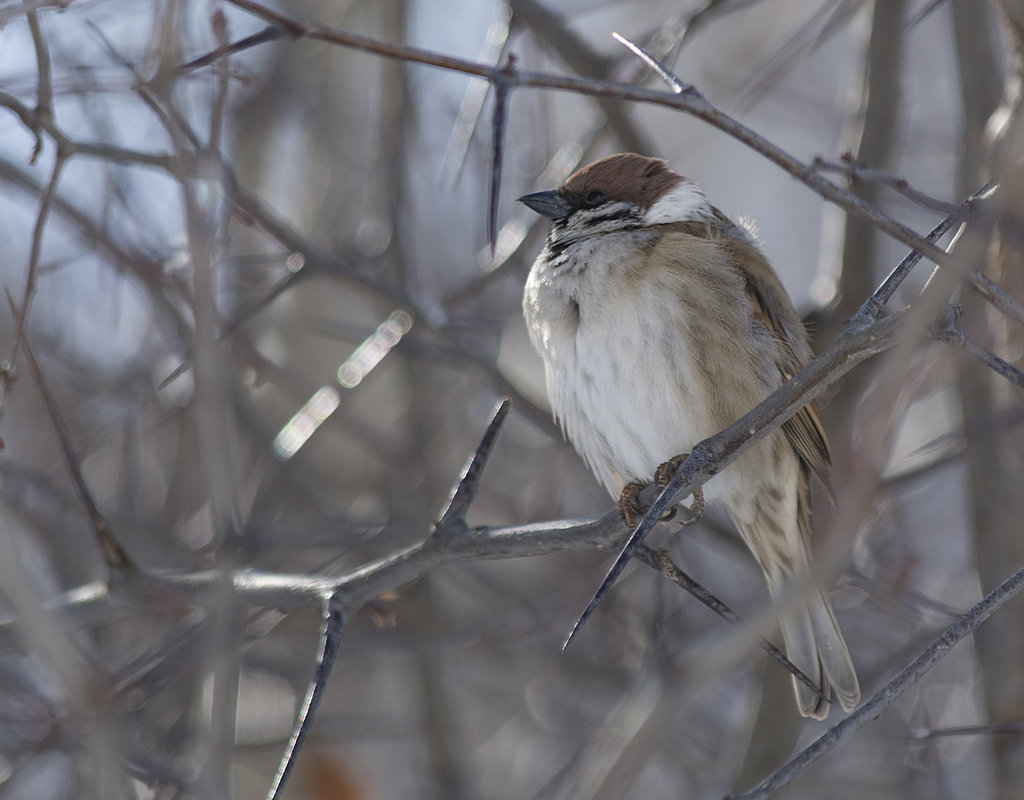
[559,153,685,211]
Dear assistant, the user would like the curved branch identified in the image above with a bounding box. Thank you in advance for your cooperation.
[225,0,956,268]
[727,561,1024,800]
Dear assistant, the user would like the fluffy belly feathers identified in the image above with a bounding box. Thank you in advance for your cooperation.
[538,281,778,504]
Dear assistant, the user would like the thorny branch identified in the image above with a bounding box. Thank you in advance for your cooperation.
[727,561,1024,800]
[13,313,134,571]
[2,3,1024,799]
[557,43,1000,646]
[4,2,1014,439]
[0,151,65,425]
[813,154,964,215]
[934,305,1024,389]
[222,0,957,269]
[20,216,1016,794]
[265,602,344,800]
[12,173,1003,797]
[638,546,824,700]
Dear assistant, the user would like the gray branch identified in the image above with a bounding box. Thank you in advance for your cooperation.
[727,561,1024,800]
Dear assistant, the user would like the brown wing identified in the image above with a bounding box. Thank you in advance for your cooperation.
[717,216,833,496]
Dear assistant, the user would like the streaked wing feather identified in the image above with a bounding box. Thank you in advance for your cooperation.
[718,217,833,495]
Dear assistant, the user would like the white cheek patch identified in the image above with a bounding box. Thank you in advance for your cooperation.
[643,181,711,225]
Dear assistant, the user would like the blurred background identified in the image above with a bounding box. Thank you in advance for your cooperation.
[0,0,1022,798]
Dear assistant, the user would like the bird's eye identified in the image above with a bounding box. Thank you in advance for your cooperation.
[586,190,605,206]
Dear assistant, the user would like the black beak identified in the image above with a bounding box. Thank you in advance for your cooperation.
[517,190,572,221]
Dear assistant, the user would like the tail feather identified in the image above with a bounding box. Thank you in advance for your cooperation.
[771,571,860,720]
[729,460,860,718]
[775,599,829,719]
[808,588,860,712]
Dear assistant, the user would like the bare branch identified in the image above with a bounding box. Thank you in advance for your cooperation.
[436,398,512,527]
[513,0,654,154]
[10,307,134,571]
[865,181,996,315]
[0,91,176,170]
[440,4,511,186]
[813,155,963,216]
[738,0,864,109]
[969,270,1024,328]
[265,603,344,800]
[223,0,954,268]
[611,32,688,94]
[207,3,231,155]
[179,25,284,71]
[25,6,52,162]
[727,560,1024,800]
[487,55,515,255]
[635,546,824,701]
[267,394,534,800]
[934,306,1024,389]
[563,308,902,647]
[906,721,1024,740]
[0,151,65,425]
[4,5,1022,797]
[565,178,997,645]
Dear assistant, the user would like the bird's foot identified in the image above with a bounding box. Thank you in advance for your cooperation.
[653,454,704,526]
[617,454,704,528]
[617,479,647,529]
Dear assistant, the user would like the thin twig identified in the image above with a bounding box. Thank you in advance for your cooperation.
[179,24,285,71]
[208,3,231,155]
[64,30,556,437]
[11,305,134,572]
[510,0,654,154]
[562,310,902,649]
[223,0,954,269]
[737,0,862,110]
[906,721,1024,740]
[813,155,963,215]
[727,561,1024,800]
[634,546,824,701]
[440,4,510,186]
[0,151,66,424]
[0,91,175,170]
[564,178,997,646]
[863,184,994,316]
[3,9,1019,797]
[969,270,1024,328]
[25,6,52,163]
[934,308,1024,389]
[441,13,690,295]
[0,510,621,633]
[487,56,515,255]
[0,155,179,298]
[612,32,688,94]
[436,398,512,528]
[265,602,344,800]
[267,397,512,799]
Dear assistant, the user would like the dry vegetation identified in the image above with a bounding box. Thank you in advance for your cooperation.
[0,1,1023,799]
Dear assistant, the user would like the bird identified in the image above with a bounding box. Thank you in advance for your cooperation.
[519,152,859,719]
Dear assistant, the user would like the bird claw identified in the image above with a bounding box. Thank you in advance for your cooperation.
[617,480,646,528]
[653,455,686,488]
[617,453,704,528]
[680,488,705,526]
[655,453,705,527]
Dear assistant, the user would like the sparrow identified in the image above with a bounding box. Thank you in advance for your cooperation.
[519,153,859,719]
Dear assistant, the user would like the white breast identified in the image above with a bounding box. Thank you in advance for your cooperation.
[528,230,753,506]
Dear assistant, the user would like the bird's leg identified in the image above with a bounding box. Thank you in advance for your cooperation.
[616,479,683,528]
[617,454,705,529]
[617,479,647,528]
[653,454,704,526]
